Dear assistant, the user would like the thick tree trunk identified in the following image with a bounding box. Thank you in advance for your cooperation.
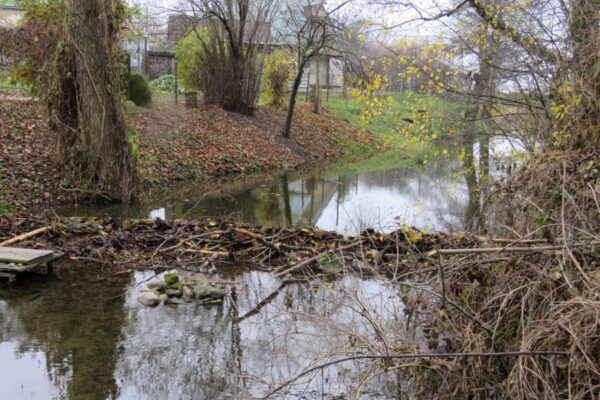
[68,0,136,201]
[283,70,304,138]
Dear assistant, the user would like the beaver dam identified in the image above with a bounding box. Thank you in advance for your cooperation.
[1,215,598,399]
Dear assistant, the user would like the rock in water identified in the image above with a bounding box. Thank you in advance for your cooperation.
[148,282,168,291]
[182,285,193,300]
[137,291,160,307]
[164,272,179,285]
[165,288,182,297]
[158,294,169,303]
[166,297,186,305]
[193,284,225,300]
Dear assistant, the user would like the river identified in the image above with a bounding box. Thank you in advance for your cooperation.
[0,136,524,399]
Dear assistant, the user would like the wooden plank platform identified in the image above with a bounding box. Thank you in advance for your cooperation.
[0,247,64,278]
[0,247,57,265]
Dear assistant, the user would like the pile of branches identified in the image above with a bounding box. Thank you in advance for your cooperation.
[0,216,467,274]
[2,216,598,398]
[408,153,600,398]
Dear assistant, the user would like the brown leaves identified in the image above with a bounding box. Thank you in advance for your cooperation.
[1,94,380,213]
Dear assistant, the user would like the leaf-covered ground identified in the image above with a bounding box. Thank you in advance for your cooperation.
[0,92,380,212]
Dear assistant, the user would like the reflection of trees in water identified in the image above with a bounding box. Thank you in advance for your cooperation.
[0,267,130,400]
[463,133,490,233]
[112,271,404,399]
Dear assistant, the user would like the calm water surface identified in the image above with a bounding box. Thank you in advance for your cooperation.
[59,136,524,233]
[1,136,524,399]
[0,266,415,399]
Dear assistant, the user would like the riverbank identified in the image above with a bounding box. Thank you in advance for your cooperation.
[0,92,382,214]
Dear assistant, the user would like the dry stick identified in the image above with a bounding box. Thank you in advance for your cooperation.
[437,251,447,309]
[396,281,493,335]
[233,227,282,254]
[261,351,570,399]
[0,226,50,247]
[159,231,223,253]
[181,249,230,258]
[272,241,361,278]
[483,237,549,244]
[424,245,565,257]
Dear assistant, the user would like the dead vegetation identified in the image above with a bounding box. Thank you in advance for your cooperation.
[0,96,379,212]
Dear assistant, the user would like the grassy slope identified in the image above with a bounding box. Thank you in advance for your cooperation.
[323,91,464,174]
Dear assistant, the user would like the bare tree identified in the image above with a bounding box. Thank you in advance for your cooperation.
[277,0,347,138]
[182,0,279,115]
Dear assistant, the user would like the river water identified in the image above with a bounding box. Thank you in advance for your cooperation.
[59,136,524,233]
[0,136,524,399]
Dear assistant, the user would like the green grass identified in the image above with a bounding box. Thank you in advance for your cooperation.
[0,202,15,215]
[326,91,464,143]
[0,79,20,89]
[324,91,464,166]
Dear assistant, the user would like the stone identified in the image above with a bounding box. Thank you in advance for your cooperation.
[164,272,179,285]
[166,297,186,305]
[165,288,182,297]
[137,291,160,307]
[193,284,225,300]
[182,286,193,300]
[148,282,168,291]
[158,294,169,303]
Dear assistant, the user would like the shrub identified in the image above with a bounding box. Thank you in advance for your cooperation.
[263,50,292,108]
[175,23,263,115]
[175,32,205,94]
[128,73,152,107]
[150,74,176,94]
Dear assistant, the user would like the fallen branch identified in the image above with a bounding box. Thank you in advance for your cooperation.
[424,245,564,257]
[181,249,230,258]
[273,241,361,277]
[0,226,50,247]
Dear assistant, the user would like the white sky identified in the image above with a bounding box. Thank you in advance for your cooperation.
[128,0,455,42]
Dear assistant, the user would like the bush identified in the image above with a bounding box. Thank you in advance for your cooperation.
[128,73,152,107]
[263,50,292,108]
[175,26,263,114]
[150,74,177,94]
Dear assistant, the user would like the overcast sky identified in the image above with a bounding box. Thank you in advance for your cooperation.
[127,0,454,42]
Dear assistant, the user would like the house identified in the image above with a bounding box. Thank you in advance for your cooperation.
[300,4,344,90]
[0,1,24,26]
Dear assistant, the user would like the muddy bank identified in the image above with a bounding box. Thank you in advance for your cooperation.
[0,95,380,213]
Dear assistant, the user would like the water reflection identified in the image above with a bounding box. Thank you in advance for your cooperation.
[0,267,129,400]
[0,265,413,399]
[58,137,524,233]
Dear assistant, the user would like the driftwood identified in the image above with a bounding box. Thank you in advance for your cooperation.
[0,226,50,247]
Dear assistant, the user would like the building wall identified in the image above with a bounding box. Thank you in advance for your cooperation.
[304,57,344,88]
[0,7,24,27]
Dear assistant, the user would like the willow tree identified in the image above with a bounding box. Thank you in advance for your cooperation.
[1,0,136,201]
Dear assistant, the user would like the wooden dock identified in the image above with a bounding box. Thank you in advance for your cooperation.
[0,247,64,283]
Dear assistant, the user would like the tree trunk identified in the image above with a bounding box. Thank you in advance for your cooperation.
[280,175,292,225]
[68,0,136,201]
[313,58,320,114]
[283,70,304,138]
